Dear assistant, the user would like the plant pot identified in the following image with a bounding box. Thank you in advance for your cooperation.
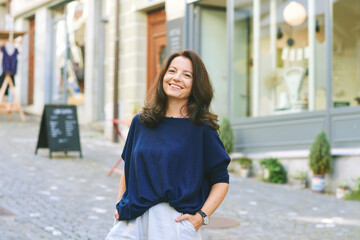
[240,168,251,178]
[263,168,270,181]
[336,188,350,199]
[311,175,325,193]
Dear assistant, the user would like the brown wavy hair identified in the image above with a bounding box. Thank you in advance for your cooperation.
[139,50,219,130]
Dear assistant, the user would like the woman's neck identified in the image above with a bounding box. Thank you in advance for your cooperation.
[165,99,189,118]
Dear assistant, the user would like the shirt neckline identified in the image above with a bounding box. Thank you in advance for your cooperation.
[164,116,190,119]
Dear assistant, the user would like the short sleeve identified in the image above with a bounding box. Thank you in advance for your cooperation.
[121,115,138,163]
[203,126,230,185]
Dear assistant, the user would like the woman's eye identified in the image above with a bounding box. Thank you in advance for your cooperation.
[185,74,192,78]
[168,69,175,73]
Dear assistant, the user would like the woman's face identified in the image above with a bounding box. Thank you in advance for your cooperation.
[162,56,193,102]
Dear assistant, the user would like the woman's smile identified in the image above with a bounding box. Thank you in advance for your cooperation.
[163,56,193,101]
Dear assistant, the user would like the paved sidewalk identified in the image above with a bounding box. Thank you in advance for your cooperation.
[1,114,360,240]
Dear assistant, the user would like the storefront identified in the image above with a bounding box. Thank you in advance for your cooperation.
[186,0,360,187]
[13,0,106,123]
[186,0,360,151]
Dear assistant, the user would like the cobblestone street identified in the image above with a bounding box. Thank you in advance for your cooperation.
[1,114,360,240]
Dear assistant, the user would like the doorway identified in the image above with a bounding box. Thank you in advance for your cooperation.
[147,10,167,93]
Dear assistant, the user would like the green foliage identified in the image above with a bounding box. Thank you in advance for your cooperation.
[337,183,350,190]
[353,177,360,192]
[309,131,333,175]
[344,177,360,201]
[234,157,253,169]
[260,158,287,184]
[291,170,307,181]
[344,191,360,201]
[219,117,234,154]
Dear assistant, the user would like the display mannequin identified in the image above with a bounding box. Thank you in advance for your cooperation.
[0,40,18,96]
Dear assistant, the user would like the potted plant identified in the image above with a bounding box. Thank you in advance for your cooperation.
[260,158,287,184]
[336,182,351,199]
[291,170,307,189]
[236,157,253,178]
[344,177,360,201]
[219,117,234,155]
[309,131,333,193]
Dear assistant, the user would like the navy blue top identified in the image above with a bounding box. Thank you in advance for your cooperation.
[116,114,230,220]
[1,46,18,75]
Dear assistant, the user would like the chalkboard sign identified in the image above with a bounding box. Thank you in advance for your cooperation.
[35,104,82,158]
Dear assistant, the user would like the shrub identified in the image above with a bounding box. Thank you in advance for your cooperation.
[344,191,360,201]
[344,177,360,201]
[291,170,307,181]
[235,157,253,169]
[260,158,287,184]
[309,131,333,175]
[219,117,234,154]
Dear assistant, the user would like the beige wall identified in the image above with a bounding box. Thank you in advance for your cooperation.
[103,0,187,139]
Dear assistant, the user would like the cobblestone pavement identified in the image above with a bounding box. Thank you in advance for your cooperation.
[1,114,360,240]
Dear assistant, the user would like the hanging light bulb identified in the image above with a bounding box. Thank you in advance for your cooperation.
[283,1,307,26]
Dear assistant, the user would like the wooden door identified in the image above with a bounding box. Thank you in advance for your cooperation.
[147,10,166,92]
[28,17,35,105]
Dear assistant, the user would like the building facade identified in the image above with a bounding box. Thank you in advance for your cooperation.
[5,0,360,190]
[184,0,360,191]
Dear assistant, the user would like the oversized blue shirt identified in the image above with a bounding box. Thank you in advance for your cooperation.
[116,114,230,220]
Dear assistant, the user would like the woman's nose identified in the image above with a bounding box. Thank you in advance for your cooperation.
[172,73,181,81]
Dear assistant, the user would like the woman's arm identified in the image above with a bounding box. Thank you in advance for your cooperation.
[175,182,229,231]
[114,171,126,220]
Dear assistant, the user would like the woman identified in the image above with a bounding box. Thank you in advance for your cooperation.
[105,50,230,240]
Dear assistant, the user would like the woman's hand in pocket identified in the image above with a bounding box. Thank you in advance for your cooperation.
[175,213,203,232]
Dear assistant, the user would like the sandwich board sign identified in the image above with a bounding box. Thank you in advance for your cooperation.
[35,105,82,158]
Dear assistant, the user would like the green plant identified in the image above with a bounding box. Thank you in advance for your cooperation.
[337,181,350,190]
[260,158,287,184]
[219,117,234,154]
[344,177,360,201]
[353,177,360,192]
[344,191,360,201]
[235,157,253,169]
[309,131,333,175]
[291,170,307,181]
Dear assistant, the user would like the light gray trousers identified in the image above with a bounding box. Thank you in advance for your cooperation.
[105,203,202,240]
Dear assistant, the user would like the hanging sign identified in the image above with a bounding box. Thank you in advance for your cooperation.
[35,104,82,158]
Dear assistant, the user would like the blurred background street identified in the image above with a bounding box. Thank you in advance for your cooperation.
[1,0,360,239]
[1,115,360,240]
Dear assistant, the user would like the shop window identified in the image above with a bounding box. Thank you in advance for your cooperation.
[231,0,326,118]
[333,0,360,108]
[255,0,326,116]
[233,1,252,118]
[197,1,228,117]
[51,0,86,105]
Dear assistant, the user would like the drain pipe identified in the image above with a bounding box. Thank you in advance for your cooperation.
[112,0,120,142]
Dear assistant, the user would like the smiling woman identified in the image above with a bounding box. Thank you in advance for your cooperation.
[105,50,230,240]
[140,50,218,129]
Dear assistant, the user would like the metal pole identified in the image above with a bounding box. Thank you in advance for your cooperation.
[112,0,120,142]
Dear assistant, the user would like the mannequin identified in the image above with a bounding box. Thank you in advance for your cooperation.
[0,35,18,96]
